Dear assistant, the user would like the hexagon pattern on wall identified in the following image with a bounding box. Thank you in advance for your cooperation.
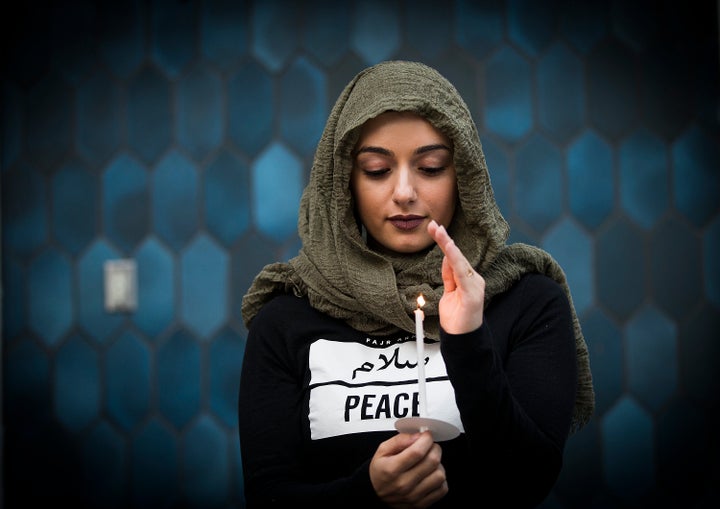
[2,1,718,508]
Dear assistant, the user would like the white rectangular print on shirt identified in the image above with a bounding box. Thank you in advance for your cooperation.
[308,338,464,440]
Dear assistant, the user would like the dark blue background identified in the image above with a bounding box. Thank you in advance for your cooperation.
[2,1,719,508]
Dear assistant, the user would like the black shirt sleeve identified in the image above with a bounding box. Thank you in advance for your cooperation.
[440,273,578,507]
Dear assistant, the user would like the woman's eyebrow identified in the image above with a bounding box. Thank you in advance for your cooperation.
[416,143,451,155]
[354,144,451,157]
[354,146,393,157]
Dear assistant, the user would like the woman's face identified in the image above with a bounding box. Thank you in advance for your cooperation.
[351,111,457,255]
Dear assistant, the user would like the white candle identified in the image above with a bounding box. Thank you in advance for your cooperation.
[415,294,427,417]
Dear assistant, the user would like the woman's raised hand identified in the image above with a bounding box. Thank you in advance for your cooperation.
[427,220,485,334]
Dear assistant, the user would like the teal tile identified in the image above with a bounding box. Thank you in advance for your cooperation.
[514,134,563,233]
[176,66,224,161]
[302,0,350,65]
[279,57,327,157]
[183,415,230,506]
[151,0,196,78]
[507,0,555,55]
[230,231,278,326]
[201,0,249,70]
[54,334,101,432]
[2,164,48,255]
[29,248,73,346]
[325,54,367,107]
[596,219,644,321]
[210,328,246,427]
[1,2,718,507]
[103,153,150,253]
[252,0,300,71]
[404,0,452,58]
[586,40,637,140]
[351,0,400,63]
[153,150,199,250]
[135,237,176,337]
[252,142,303,242]
[205,149,251,246]
[106,331,151,432]
[78,240,123,342]
[542,218,593,315]
[158,330,201,428]
[228,61,274,157]
[454,0,504,58]
[619,129,669,230]
[625,306,677,411]
[672,125,720,227]
[484,46,532,141]
[25,73,73,170]
[77,71,123,165]
[52,160,98,255]
[181,234,229,338]
[567,131,614,230]
[537,42,584,142]
[601,396,655,501]
[639,47,697,140]
[649,217,703,321]
[558,0,607,54]
[128,66,173,164]
[97,0,145,79]
[131,419,179,507]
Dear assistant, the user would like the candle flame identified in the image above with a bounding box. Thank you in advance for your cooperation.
[417,294,425,308]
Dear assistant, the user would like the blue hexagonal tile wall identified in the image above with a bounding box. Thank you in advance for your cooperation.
[2,2,718,508]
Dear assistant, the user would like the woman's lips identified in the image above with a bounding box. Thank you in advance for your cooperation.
[388,216,424,230]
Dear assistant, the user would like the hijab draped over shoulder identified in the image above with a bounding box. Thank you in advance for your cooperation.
[241,60,594,432]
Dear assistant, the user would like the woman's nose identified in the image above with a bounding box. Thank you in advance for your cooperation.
[392,167,417,204]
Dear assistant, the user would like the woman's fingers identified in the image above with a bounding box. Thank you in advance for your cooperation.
[428,220,477,283]
[370,432,448,507]
[428,220,485,334]
[441,253,456,292]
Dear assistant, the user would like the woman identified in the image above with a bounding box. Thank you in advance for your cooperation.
[238,60,594,508]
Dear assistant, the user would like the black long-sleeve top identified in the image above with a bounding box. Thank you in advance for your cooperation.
[238,273,578,508]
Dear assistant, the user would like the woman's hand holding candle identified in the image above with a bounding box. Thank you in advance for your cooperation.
[427,220,485,335]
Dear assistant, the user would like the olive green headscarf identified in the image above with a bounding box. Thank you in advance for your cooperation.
[242,60,594,433]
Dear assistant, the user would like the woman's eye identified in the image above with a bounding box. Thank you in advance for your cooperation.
[419,166,446,175]
[362,168,390,177]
